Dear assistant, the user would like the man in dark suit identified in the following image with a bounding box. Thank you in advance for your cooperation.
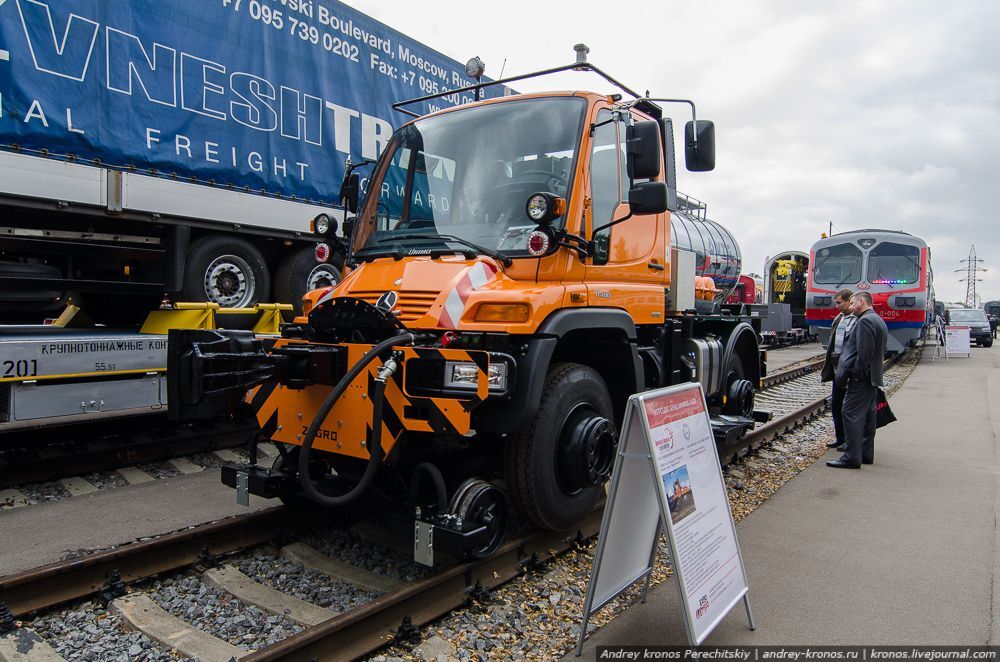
[821,289,856,451]
[827,291,888,469]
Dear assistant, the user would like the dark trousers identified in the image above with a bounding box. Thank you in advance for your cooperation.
[841,381,876,464]
[831,382,847,443]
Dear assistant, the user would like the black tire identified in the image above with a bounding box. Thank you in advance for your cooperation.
[0,261,65,304]
[274,247,342,313]
[504,363,615,531]
[984,339,994,348]
[181,235,270,308]
[71,292,164,328]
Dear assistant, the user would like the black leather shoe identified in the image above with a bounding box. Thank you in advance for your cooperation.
[834,444,846,452]
[826,460,861,469]
[862,459,873,465]
[826,440,843,448]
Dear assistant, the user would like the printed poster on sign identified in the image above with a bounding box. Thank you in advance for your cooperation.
[642,385,749,643]
[945,326,971,356]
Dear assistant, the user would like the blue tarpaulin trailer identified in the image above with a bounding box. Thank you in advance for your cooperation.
[0,0,495,322]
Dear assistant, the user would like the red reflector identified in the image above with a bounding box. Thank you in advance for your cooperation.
[527,230,551,256]
[314,243,331,262]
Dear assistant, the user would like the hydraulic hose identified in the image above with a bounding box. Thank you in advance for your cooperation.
[297,332,422,506]
[407,462,448,513]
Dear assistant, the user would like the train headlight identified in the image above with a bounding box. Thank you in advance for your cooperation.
[444,361,508,391]
[896,296,916,308]
[814,295,832,306]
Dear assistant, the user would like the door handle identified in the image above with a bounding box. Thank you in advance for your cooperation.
[648,261,665,271]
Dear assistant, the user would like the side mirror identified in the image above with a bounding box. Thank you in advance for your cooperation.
[628,181,669,215]
[685,120,715,172]
[340,172,360,213]
[626,120,662,180]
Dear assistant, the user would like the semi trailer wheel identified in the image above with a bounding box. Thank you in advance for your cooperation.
[274,247,342,313]
[504,363,616,531]
[182,235,269,309]
[0,262,68,322]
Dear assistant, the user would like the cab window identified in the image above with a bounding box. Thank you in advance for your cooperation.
[590,110,627,260]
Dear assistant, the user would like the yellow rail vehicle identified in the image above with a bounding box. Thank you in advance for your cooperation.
[170,53,766,564]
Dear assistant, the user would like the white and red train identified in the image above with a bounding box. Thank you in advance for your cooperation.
[806,229,934,354]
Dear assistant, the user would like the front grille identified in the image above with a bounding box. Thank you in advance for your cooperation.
[347,290,438,322]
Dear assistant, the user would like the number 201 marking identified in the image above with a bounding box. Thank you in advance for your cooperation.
[3,359,38,378]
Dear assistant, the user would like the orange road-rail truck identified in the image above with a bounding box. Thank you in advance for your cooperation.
[168,50,767,565]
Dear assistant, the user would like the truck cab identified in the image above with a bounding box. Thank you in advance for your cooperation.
[170,67,764,565]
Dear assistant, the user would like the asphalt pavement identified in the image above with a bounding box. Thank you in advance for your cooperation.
[570,343,999,656]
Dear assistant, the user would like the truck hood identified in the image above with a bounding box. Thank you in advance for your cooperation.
[333,256,501,328]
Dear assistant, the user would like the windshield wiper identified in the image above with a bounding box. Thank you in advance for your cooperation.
[379,232,512,267]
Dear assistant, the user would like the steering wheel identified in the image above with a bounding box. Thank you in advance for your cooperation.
[513,169,569,193]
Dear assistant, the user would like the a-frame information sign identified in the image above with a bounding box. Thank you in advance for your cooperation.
[576,382,755,654]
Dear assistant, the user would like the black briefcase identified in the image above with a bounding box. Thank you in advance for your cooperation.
[875,388,896,428]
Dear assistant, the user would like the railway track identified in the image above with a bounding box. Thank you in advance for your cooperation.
[0,502,601,661]
[0,352,826,506]
[0,348,916,660]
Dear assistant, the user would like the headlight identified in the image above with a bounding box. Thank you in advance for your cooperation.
[310,213,335,236]
[524,192,565,225]
[444,361,508,391]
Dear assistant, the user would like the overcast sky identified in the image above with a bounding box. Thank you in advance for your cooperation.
[347,0,999,305]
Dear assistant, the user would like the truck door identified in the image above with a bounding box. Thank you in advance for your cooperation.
[584,109,666,318]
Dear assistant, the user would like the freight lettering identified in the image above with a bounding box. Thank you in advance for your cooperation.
[0,0,500,202]
[40,340,149,355]
[5,1,395,170]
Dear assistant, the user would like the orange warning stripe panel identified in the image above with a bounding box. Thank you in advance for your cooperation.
[253,342,492,460]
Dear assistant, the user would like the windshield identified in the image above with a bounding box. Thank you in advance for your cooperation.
[950,309,987,323]
[353,97,587,258]
[868,242,920,284]
[813,243,863,285]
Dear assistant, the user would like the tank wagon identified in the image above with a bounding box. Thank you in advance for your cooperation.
[806,229,933,354]
[669,196,741,313]
[168,52,766,564]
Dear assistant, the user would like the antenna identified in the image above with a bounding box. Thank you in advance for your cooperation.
[956,244,986,308]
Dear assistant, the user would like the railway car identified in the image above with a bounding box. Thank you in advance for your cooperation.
[806,230,933,354]
[985,301,1000,319]
[670,197,742,312]
[764,252,809,330]
[725,275,758,306]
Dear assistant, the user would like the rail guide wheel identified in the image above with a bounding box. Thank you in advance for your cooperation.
[447,478,508,559]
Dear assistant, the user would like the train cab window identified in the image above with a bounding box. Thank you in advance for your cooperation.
[867,242,920,284]
[813,243,863,285]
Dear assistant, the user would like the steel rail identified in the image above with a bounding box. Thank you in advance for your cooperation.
[759,355,825,390]
[242,509,603,662]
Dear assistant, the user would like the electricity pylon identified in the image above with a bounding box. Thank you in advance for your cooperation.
[956,245,986,308]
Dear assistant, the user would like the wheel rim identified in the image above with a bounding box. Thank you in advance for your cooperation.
[453,480,507,558]
[555,403,616,495]
[307,264,339,291]
[204,255,255,308]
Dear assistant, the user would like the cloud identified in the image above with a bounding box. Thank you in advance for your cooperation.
[347,0,1000,303]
